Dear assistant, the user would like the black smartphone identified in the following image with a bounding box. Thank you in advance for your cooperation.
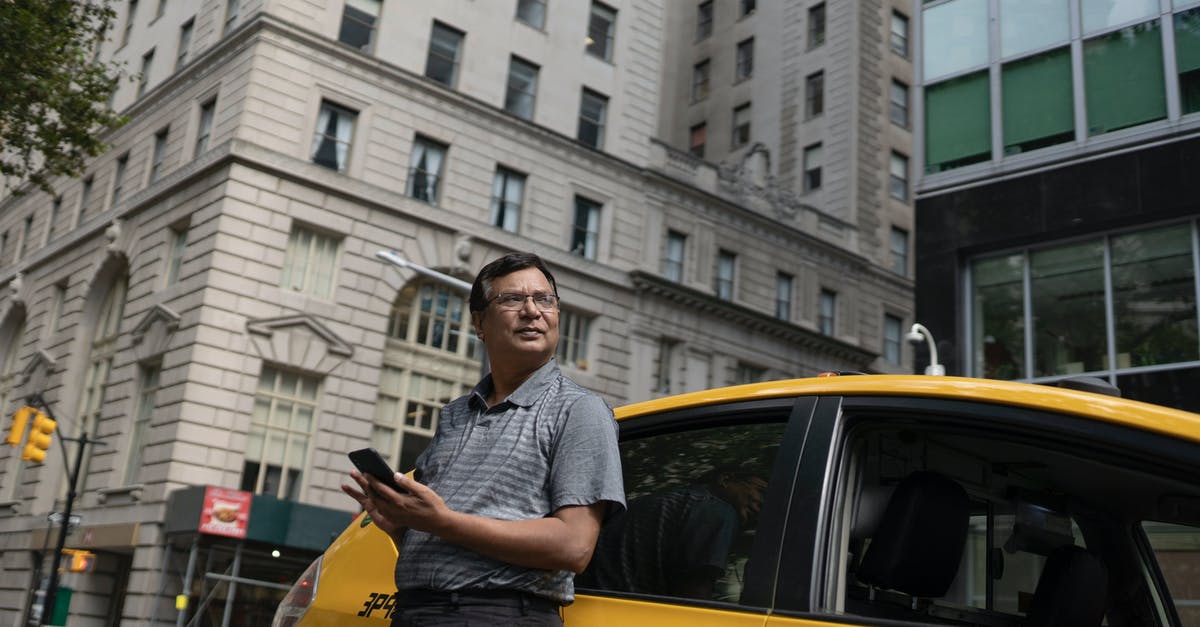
[348,448,408,494]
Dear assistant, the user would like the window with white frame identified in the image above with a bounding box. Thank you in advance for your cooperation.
[176,18,193,69]
[689,123,706,158]
[111,153,129,205]
[18,216,33,260]
[490,167,525,233]
[776,272,794,320]
[516,0,546,29]
[692,59,711,102]
[663,230,686,282]
[891,80,910,128]
[587,2,617,61]
[803,143,823,191]
[656,337,677,393]
[890,151,909,201]
[407,136,448,204]
[166,224,188,285]
[890,227,909,276]
[819,288,837,335]
[123,0,138,47]
[0,318,27,499]
[806,71,824,118]
[311,101,357,173]
[808,3,826,49]
[79,176,94,223]
[557,308,592,370]
[505,56,539,120]
[736,38,755,81]
[223,0,239,35]
[740,0,757,18]
[281,225,340,298]
[48,196,62,242]
[77,275,128,484]
[571,195,601,259]
[426,21,464,87]
[715,249,736,300]
[195,98,216,158]
[138,48,154,97]
[732,103,751,147]
[372,367,465,473]
[241,366,319,500]
[884,314,903,365]
[339,0,382,51]
[697,1,713,40]
[891,11,909,57]
[124,363,159,484]
[577,88,608,149]
[388,281,479,359]
[47,284,66,336]
[150,127,168,183]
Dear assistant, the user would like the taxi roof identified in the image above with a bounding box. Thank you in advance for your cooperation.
[614,375,1200,445]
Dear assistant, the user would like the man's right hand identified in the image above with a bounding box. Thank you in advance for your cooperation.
[342,470,408,542]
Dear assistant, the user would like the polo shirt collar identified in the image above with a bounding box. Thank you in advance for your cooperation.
[469,359,560,410]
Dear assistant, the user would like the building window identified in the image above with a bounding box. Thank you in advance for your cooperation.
[339,0,382,51]
[890,80,909,128]
[48,284,66,335]
[890,227,908,277]
[586,2,616,61]
[389,281,479,358]
[195,98,215,158]
[79,177,94,223]
[557,309,592,370]
[819,288,836,335]
[17,216,33,260]
[803,143,822,191]
[48,196,62,242]
[734,362,767,384]
[372,367,465,473]
[111,153,129,206]
[655,338,677,394]
[426,21,464,87]
[0,232,6,266]
[78,275,128,482]
[776,272,794,320]
[925,71,991,173]
[808,3,825,49]
[692,59,711,102]
[890,151,908,201]
[805,71,824,118]
[891,11,909,57]
[223,0,239,35]
[407,136,447,204]
[150,127,168,183]
[696,1,713,40]
[740,0,756,18]
[516,0,546,29]
[505,56,539,120]
[732,103,751,148]
[1177,9,1200,115]
[663,230,686,282]
[124,363,160,484]
[715,249,736,300]
[735,38,754,81]
[166,224,188,285]
[176,19,193,69]
[924,0,988,80]
[970,222,1199,381]
[281,225,340,298]
[1003,47,1074,153]
[571,195,601,260]
[884,315,903,365]
[490,167,525,233]
[123,0,138,47]
[241,366,318,500]
[138,48,154,98]
[577,88,608,149]
[689,123,706,158]
[311,101,357,173]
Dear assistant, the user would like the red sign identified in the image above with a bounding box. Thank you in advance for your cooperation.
[199,487,252,538]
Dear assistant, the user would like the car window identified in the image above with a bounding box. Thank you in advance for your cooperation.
[816,402,1200,627]
[578,418,787,607]
[1142,521,1200,627]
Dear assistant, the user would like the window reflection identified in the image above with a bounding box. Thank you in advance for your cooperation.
[999,0,1068,57]
[1031,240,1106,377]
[972,254,1025,380]
[923,0,988,81]
[1111,225,1199,366]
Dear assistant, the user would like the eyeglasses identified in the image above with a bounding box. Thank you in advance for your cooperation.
[488,292,560,312]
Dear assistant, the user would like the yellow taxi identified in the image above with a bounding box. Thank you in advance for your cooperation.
[273,375,1200,627]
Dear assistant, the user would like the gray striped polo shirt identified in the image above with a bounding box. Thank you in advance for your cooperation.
[394,359,626,604]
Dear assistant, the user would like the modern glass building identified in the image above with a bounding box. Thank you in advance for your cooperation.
[914,0,1200,411]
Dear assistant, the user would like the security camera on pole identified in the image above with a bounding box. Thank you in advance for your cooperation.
[906,323,946,376]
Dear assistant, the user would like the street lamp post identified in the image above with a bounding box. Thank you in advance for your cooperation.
[906,323,946,376]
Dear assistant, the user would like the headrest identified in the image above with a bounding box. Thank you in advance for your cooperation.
[857,471,970,598]
[1027,545,1108,627]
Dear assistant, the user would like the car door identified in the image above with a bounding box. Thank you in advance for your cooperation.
[766,393,1200,627]
[567,396,836,627]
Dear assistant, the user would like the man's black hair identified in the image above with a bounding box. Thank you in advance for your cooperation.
[469,252,558,313]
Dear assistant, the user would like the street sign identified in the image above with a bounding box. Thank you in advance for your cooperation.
[47,512,82,529]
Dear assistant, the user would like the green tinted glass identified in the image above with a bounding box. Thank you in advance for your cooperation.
[1176,9,1200,114]
[1084,21,1166,135]
[925,71,991,172]
[1003,47,1074,154]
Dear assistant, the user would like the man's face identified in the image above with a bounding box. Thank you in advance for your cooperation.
[472,267,560,368]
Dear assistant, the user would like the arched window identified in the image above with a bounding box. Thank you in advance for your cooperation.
[77,275,128,481]
[388,281,479,358]
[1,316,28,499]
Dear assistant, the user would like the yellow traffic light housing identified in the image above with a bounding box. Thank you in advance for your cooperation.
[62,549,96,573]
[5,406,35,447]
[21,411,56,463]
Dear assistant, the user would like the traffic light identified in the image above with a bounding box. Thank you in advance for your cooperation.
[5,406,35,446]
[63,549,96,573]
[21,410,56,463]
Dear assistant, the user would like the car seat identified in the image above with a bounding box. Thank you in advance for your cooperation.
[1025,545,1108,627]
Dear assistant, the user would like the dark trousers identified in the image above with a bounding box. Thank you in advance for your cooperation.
[389,589,563,627]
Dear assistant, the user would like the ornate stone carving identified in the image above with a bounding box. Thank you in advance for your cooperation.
[131,304,182,362]
[717,143,806,221]
[246,314,354,375]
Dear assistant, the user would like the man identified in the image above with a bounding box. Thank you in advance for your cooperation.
[579,468,766,600]
[343,252,625,626]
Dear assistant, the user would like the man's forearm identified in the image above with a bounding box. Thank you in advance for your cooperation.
[432,506,602,573]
